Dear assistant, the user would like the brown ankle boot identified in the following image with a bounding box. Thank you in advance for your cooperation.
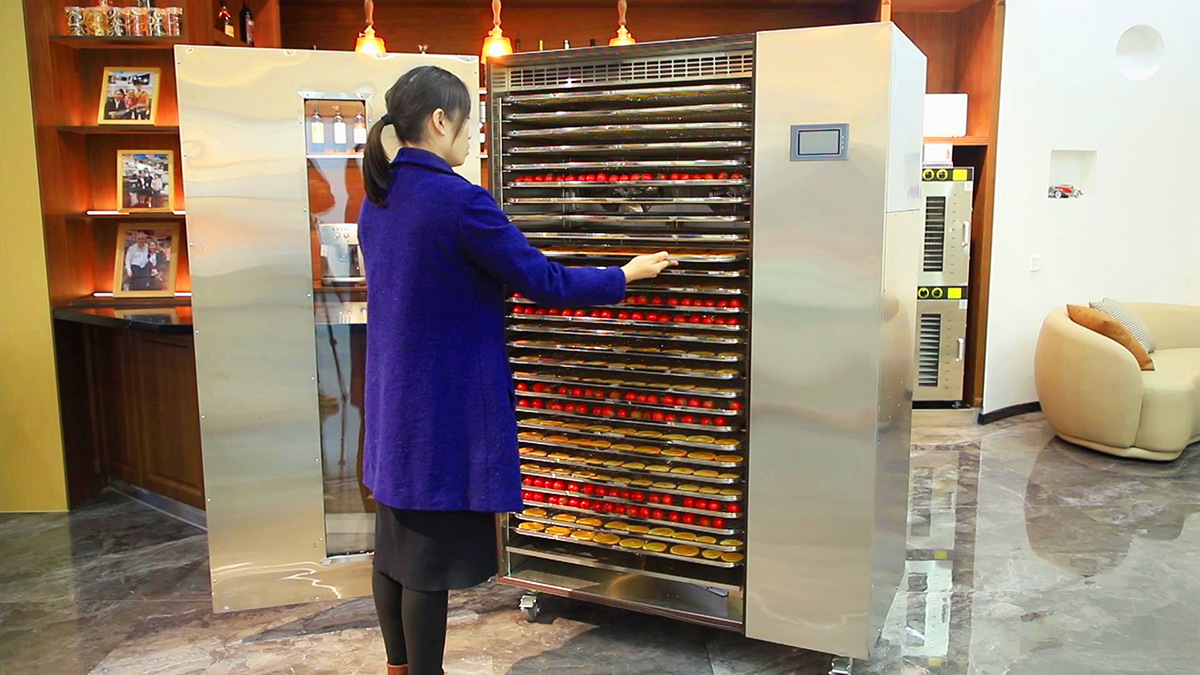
[386,665,407,675]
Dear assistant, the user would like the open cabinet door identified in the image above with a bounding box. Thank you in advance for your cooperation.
[176,46,479,612]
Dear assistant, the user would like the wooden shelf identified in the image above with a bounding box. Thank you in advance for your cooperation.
[48,35,184,50]
[212,29,244,47]
[891,0,986,11]
[924,135,990,146]
[58,125,180,136]
[65,212,187,221]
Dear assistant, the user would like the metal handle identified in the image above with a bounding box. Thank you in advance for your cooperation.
[962,221,970,248]
[956,337,965,362]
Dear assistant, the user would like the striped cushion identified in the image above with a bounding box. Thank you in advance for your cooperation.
[1089,298,1157,353]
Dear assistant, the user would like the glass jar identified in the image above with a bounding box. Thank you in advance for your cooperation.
[82,7,106,36]
[164,7,183,37]
[64,7,85,36]
[147,8,166,36]
[105,4,127,36]
[126,7,149,36]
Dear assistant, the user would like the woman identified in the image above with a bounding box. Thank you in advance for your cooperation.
[358,66,675,675]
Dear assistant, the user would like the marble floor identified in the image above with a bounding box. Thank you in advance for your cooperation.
[1,413,1197,674]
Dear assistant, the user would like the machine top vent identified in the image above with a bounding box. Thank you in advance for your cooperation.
[498,51,754,92]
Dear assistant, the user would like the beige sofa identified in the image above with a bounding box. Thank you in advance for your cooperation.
[1035,302,1200,461]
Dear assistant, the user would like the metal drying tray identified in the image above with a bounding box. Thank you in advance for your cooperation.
[507,103,750,124]
[505,159,747,171]
[508,214,746,225]
[506,179,747,188]
[505,83,750,107]
[509,314,742,332]
[516,435,741,472]
[505,545,744,593]
[518,406,736,433]
[509,355,740,378]
[519,418,745,453]
[509,340,743,362]
[511,297,746,313]
[540,249,747,263]
[510,325,743,346]
[513,514,744,552]
[516,499,739,537]
[520,232,747,244]
[512,371,742,399]
[507,122,751,140]
[508,196,746,205]
[508,531,741,569]
[517,389,741,417]
[519,470,741,505]
[508,140,749,155]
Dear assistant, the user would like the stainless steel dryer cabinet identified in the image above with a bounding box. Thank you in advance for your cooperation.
[489,23,925,658]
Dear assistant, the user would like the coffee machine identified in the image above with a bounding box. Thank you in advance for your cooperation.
[318,222,365,286]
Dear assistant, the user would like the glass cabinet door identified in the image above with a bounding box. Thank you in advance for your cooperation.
[304,97,374,556]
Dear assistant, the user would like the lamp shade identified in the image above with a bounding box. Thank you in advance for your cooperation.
[609,25,636,46]
[482,25,513,63]
[356,25,386,55]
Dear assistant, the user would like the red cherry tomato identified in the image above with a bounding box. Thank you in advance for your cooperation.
[664,414,677,423]
[650,297,663,306]
[682,497,695,508]
[716,300,729,308]
[712,517,726,528]
[688,398,701,407]
[531,400,544,409]
[655,173,667,180]
[694,499,708,510]
[714,417,728,426]
[702,316,715,325]
[604,502,616,513]
[615,504,627,514]
[641,173,653,181]
[636,394,648,403]
[566,482,580,492]
[652,509,665,520]
[645,313,658,321]
[698,516,711,527]
[600,310,613,319]
[660,495,674,506]
[726,503,741,513]
[717,172,729,180]
[578,499,591,509]
[703,400,716,409]
[648,493,661,504]
[624,392,638,402]
[646,395,659,405]
[617,311,631,320]
[552,480,566,491]
[681,513,696,525]
[595,486,607,497]
[666,297,680,306]
[680,298,693,307]
[709,502,723,512]
[619,490,631,500]
[700,417,712,425]
[651,411,665,422]
[638,507,652,518]
[704,173,715,180]
[669,173,681,180]
[689,316,702,324]
[595,173,608,181]
[609,174,622,182]
[681,415,695,424]
[630,312,644,321]
[523,477,534,486]
[729,401,742,411]
[704,299,717,307]
[582,485,595,495]
[730,173,744,180]
[668,512,681,522]
[533,175,545,182]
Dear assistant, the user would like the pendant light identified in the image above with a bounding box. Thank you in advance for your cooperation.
[609,0,636,46]
[482,0,514,63]
[355,0,386,55]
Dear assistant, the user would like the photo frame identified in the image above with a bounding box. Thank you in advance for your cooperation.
[97,67,161,125]
[113,223,181,298]
[117,149,175,213]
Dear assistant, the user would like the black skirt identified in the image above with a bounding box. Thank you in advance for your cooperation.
[373,506,499,592]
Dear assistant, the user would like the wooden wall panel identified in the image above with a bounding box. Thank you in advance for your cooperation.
[891,11,959,93]
[956,0,999,139]
[135,335,205,508]
[281,0,865,54]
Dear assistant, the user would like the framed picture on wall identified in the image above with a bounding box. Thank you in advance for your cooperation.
[113,223,180,298]
[117,149,174,212]
[97,67,161,125]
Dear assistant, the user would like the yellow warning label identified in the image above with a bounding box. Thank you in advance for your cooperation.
[934,550,948,560]
[952,168,969,181]
[948,287,963,299]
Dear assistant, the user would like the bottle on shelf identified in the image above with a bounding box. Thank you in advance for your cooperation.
[216,0,234,38]
[137,0,154,7]
[538,40,544,51]
[589,38,596,47]
[563,39,570,49]
[309,110,325,150]
[332,106,347,149]
[514,38,522,52]
[240,2,255,46]
[353,111,368,146]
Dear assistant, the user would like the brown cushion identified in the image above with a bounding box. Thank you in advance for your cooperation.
[1067,305,1155,371]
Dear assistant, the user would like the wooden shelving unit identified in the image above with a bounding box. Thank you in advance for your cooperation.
[924,135,991,146]
[24,0,282,508]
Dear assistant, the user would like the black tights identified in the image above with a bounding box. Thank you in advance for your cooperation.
[373,570,449,674]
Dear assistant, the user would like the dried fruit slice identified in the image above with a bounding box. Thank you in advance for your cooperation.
[670,544,700,557]
[518,522,545,532]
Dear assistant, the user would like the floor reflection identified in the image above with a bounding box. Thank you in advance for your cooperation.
[0,413,1196,674]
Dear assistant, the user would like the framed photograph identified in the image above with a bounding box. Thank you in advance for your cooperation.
[97,67,161,125]
[113,223,181,298]
[117,149,174,212]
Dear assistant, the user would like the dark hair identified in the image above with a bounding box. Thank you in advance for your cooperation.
[364,65,472,207]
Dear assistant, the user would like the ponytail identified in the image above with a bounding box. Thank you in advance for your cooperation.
[362,66,473,208]
[363,116,393,207]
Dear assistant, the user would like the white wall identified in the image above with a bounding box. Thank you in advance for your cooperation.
[983,0,1200,414]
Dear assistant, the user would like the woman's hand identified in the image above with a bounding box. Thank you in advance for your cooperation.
[621,251,677,282]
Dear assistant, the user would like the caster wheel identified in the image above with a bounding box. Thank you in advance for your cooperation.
[519,593,540,622]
